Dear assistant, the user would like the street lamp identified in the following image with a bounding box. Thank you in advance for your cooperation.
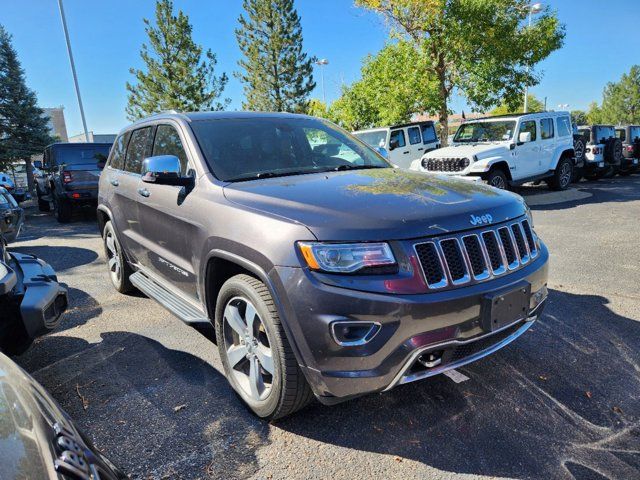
[523,3,543,113]
[315,58,329,104]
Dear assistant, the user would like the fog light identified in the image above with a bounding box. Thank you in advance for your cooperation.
[330,321,381,346]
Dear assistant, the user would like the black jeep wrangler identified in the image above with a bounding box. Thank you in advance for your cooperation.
[615,125,640,176]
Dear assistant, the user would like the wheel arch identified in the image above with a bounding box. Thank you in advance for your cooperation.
[483,160,513,181]
[552,148,576,169]
[96,205,112,236]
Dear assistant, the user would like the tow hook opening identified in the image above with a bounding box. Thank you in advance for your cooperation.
[417,350,443,369]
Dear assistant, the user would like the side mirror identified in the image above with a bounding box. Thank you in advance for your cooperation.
[141,155,192,187]
[389,139,399,151]
[518,132,532,144]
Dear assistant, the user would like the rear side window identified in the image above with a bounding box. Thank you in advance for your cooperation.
[421,124,437,144]
[407,126,421,145]
[557,117,571,137]
[518,120,537,141]
[540,118,554,140]
[125,127,153,174]
[152,125,189,174]
[108,133,129,170]
[390,129,406,148]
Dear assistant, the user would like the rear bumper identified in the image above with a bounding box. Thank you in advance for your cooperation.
[271,244,549,403]
[10,252,67,339]
[61,189,98,205]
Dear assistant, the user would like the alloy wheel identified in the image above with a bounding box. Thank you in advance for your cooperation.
[223,297,274,402]
[560,162,572,187]
[490,176,506,189]
[105,230,122,283]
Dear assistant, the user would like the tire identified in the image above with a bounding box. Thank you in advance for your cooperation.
[215,274,313,420]
[103,221,134,294]
[573,137,586,165]
[52,195,72,223]
[37,194,50,212]
[603,138,623,166]
[485,169,509,190]
[547,157,573,191]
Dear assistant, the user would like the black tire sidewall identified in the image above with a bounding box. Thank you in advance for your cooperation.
[103,221,132,293]
[215,276,284,418]
[486,169,508,190]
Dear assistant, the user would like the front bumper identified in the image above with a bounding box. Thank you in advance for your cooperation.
[271,244,549,403]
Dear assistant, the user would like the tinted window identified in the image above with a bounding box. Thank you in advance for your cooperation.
[518,120,537,141]
[125,127,153,174]
[52,145,111,166]
[615,129,625,141]
[108,133,129,170]
[557,117,571,137]
[190,117,389,182]
[540,118,554,140]
[407,126,421,145]
[152,125,189,174]
[390,129,406,147]
[421,124,437,144]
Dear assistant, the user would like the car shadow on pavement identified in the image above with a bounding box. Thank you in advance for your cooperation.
[277,288,640,480]
[18,331,269,479]
[17,209,99,242]
[519,175,640,212]
[10,245,98,272]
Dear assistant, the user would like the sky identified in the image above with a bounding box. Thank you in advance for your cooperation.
[1,0,639,137]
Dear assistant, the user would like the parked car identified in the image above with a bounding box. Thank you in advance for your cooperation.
[577,125,622,180]
[2,162,36,203]
[572,123,587,182]
[0,171,16,195]
[0,232,67,355]
[615,125,640,176]
[37,142,112,223]
[98,111,549,420]
[410,111,577,191]
[0,350,126,479]
[353,121,440,169]
[0,186,24,243]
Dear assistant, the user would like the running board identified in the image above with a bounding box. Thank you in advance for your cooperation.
[129,271,209,325]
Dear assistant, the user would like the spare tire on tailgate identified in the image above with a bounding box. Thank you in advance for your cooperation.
[603,137,623,165]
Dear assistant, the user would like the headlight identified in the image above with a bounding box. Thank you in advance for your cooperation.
[298,242,396,273]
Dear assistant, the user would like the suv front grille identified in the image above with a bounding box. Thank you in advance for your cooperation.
[422,157,470,172]
[414,219,538,290]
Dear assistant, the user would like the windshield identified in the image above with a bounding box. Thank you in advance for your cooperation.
[453,121,516,143]
[52,145,111,166]
[353,130,388,149]
[594,126,615,143]
[191,117,390,182]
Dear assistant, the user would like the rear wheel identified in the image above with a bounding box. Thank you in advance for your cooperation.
[52,195,72,223]
[103,221,134,293]
[215,274,313,420]
[485,169,509,190]
[547,157,573,191]
[37,195,50,212]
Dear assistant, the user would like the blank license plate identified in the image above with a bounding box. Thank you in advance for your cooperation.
[481,283,530,332]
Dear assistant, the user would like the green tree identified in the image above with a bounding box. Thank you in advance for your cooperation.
[598,65,640,125]
[306,98,330,118]
[329,41,438,130]
[356,0,565,144]
[126,0,229,120]
[236,0,315,112]
[586,101,603,125]
[0,25,53,191]
[570,109,587,126]
[490,94,544,115]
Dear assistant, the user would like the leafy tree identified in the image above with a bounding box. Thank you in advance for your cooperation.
[306,98,330,118]
[0,25,53,191]
[598,65,640,125]
[235,0,315,112]
[329,41,438,130]
[126,0,229,120]
[570,109,587,126]
[490,94,544,115]
[356,0,565,144]
[586,101,604,125]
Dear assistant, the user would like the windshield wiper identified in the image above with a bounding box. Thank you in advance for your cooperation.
[330,164,388,172]
[227,170,316,182]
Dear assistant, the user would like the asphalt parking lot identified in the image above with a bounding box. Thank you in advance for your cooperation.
[12,176,640,480]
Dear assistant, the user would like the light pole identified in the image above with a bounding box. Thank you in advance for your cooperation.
[57,0,89,140]
[523,2,543,113]
[315,59,329,104]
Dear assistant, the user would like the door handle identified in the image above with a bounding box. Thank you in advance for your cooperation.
[417,148,424,151]
[137,187,150,198]
[110,179,119,187]
[403,150,410,154]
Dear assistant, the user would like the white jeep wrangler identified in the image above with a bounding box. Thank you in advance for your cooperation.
[410,111,576,191]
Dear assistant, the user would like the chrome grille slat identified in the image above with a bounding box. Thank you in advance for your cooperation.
[414,218,539,290]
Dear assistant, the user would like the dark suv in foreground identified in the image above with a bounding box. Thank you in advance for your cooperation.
[98,112,549,419]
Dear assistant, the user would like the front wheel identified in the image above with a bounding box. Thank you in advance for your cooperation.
[215,274,313,420]
[103,221,134,293]
[485,169,509,190]
[548,157,573,191]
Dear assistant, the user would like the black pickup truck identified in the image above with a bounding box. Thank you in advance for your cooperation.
[36,142,112,223]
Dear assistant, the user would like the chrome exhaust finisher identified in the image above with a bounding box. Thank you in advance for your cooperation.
[383,300,545,392]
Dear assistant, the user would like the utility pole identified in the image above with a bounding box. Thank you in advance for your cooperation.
[523,3,543,113]
[315,59,329,104]
[57,0,89,140]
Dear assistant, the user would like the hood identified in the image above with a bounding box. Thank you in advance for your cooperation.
[426,143,509,160]
[223,169,527,241]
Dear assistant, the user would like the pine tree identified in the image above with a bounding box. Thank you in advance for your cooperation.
[235,0,315,113]
[126,0,229,120]
[0,25,53,190]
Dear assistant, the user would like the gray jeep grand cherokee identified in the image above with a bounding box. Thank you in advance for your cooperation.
[98,112,549,419]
